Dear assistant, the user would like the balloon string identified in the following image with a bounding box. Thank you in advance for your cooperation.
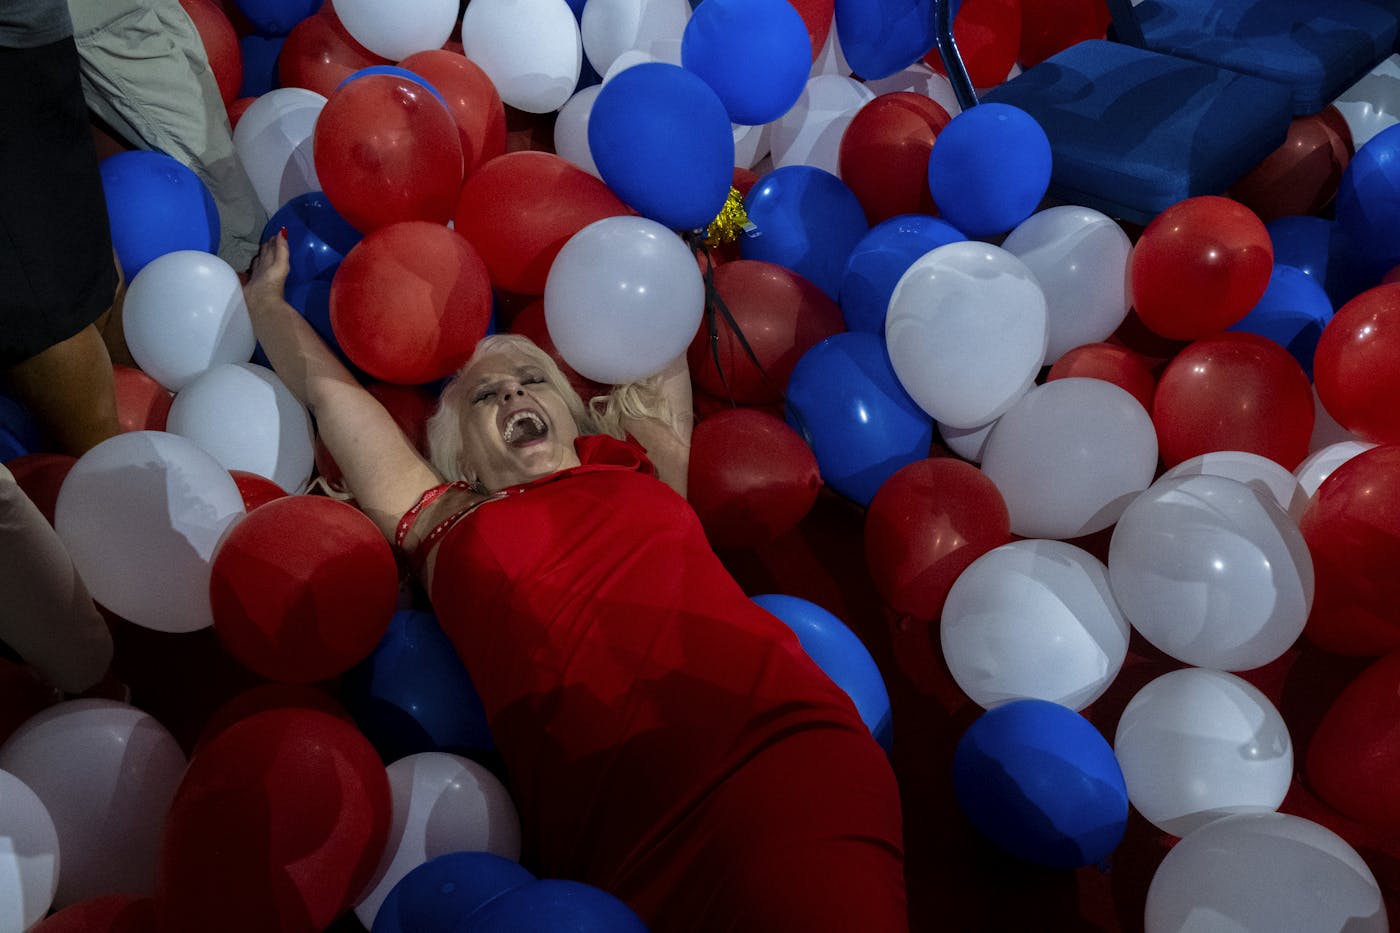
[686,235,815,446]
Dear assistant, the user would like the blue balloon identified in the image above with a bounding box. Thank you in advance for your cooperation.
[588,62,735,231]
[741,165,870,299]
[338,66,451,109]
[785,331,933,506]
[1266,215,1332,281]
[834,0,937,81]
[928,103,1051,239]
[1324,218,1385,308]
[751,593,893,751]
[0,390,42,462]
[459,879,649,933]
[682,0,811,125]
[953,699,1128,869]
[99,150,220,280]
[340,609,496,763]
[840,214,965,333]
[263,191,364,291]
[1335,122,1400,276]
[236,0,320,37]
[1229,264,1334,379]
[372,852,535,933]
[239,35,285,98]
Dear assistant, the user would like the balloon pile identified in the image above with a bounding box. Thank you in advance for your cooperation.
[11,1,1400,929]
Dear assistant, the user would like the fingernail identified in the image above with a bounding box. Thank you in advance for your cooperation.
[278,226,288,239]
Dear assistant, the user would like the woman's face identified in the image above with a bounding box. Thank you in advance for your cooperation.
[455,349,581,490]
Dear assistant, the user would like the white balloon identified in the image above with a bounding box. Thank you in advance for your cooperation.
[941,540,1130,710]
[1161,450,1309,524]
[809,18,851,78]
[886,240,1048,428]
[232,87,325,216]
[1333,54,1400,149]
[0,700,186,909]
[767,74,875,173]
[1295,440,1377,499]
[1108,474,1314,671]
[938,417,997,463]
[554,85,603,177]
[733,120,772,170]
[123,250,256,392]
[981,378,1157,539]
[0,769,59,932]
[354,752,521,929]
[460,0,582,113]
[1311,382,1361,451]
[167,363,315,494]
[1114,669,1291,837]
[861,62,962,116]
[333,0,458,61]
[54,431,246,633]
[544,216,705,384]
[1145,812,1388,933]
[581,0,691,77]
[1001,205,1132,363]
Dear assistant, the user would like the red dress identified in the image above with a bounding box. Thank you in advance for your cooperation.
[421,435,907,932]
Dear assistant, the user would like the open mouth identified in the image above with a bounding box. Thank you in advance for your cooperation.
[502,410,548,447]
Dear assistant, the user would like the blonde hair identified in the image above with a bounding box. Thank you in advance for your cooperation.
[427,333,688,483]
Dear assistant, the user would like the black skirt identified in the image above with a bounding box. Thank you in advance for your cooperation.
[0,34,118,368]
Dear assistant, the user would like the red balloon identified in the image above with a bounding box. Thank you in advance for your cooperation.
[278,8,389,99]
[1306,650,1400,829]
[864,457,1012,622]
[179,0,242,106]
[453,151,634,295]
[1153,331,1314,470]
[209,495,399,683]
[4,451,75,524]
[839,93,951,224]
[1130,196,1274,340]
[687,408,822,549]
[229,469,289,511]
[925,0,1022,89]
[155,708,391,933]
[1314,283,1400,446]
[112,363,172,433]
[193,682,354,755]
[1229,106,1354,224]
[400,49,508,177]
[685,259,846,404]
[29,895,157,933]
[1046,342,1158,413]
[1298,445,1400,655]
[508,299,611,403]
[314,74,464,233]
[786,0,833,61]
[1018,0,1109,68]
[226,95,256,129]
[330,221,492,384]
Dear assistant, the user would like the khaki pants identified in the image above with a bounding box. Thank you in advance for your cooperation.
[0,462,112,693]
[68,0,266,271]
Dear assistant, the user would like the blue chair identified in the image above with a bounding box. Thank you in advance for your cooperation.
[934,2,1295,224]
[1106,0,1400,116]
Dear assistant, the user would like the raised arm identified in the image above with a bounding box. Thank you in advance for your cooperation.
[243,234,442,538]
[605,353,694,498]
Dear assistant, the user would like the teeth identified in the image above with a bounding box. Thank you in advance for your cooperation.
[503,410,546,444]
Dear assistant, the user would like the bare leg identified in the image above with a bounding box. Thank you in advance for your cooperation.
[6,322,119,457]
[95,251,134,368]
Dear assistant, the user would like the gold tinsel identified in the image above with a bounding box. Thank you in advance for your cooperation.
[705,186,751,247]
